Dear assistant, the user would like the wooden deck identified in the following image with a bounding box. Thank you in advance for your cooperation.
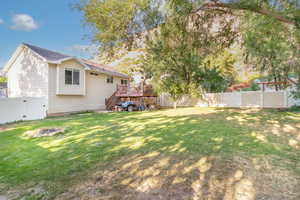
[105,84,158,110]
[115,85,143,97]
[115,84,157,97]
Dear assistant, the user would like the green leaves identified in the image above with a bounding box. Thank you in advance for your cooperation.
[77,0,299,96]
[77,0,164,57]
[295,16,300,29]
[78,0,300,55]
[241,12,299,90]
[142,8,236,99]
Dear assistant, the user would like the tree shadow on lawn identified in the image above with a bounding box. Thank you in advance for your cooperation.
[0,108,299,199]
[219,108,300,149]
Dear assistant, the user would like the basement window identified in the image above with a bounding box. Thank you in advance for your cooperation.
[65,68,80,85]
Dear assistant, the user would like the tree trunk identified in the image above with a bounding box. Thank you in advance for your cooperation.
[274,75,279,91]
[277,75,282,90]
[173,101,177,109]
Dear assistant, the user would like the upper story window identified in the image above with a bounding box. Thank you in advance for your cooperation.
[107,76,114,84]
[65,68,80,85]
[121,79,128,86]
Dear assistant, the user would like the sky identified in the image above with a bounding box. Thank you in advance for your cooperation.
[0,0,97,69]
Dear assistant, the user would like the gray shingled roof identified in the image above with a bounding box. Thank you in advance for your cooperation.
[23,43,129,78]
[83,60,129,78]
[24,43,71,62]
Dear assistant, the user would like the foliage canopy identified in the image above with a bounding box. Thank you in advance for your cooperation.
[78,0,300,99]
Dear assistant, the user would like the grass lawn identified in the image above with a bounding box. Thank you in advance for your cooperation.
[0,108,299,200]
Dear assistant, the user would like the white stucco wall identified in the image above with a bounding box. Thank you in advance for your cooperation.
[7,47,48,98]
[48,62,124,114]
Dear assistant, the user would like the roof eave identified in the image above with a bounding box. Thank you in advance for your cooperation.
[47,57,90,70]
[47,58,128,78]
[86,68,130,79]
[2,44,25,73]
[3,44,50,74]
[3,43,129,79]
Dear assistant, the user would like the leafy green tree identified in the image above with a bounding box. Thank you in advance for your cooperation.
[78,0,300,60]
[76,0,164,59]
[142,8,236,107]
[112,50,145,76]
[204,50,237,87]
[78,0,300,54]
[78,0,299,98]
[78,0,300,65]
[242,13,299,90]
[180,0,300,27]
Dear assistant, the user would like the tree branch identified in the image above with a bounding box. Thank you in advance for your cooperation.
[192,1,297,26]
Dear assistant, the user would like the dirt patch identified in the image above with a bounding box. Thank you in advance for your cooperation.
[0,125,16,132]
[55,154,300,200]
[24,127,65,138]
[1,184,47,200]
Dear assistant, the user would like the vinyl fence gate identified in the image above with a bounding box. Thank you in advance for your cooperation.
[0,97,47,124]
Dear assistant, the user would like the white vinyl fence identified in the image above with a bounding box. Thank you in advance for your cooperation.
[0,97,47,124]
[160,91,300,108]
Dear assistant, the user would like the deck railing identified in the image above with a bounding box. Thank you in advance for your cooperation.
[116,84,144,97]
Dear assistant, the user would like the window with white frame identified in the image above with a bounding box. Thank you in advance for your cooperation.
[65,68,80,85]
[106,76,114,84]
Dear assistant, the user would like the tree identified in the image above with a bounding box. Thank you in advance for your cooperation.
[76,0,164,60]
[78,0,300,56]
[242,13,299,90]
[189,0,300,27]
[109,49,145,77]
[78,0,299,97]
[142,7,237,107]
[204,50,237,87]
[78,0,300,63]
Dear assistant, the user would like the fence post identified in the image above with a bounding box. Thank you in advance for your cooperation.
[238,92,242,108]
[284,90,288,108]
[260,91,264,108]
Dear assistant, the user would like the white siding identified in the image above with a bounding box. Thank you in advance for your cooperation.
[7,48,48,98]
[48,62,123,114]
[56,60,86,95]
[6,51,126,114]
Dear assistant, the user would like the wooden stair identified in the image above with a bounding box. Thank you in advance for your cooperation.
[105,91,120,110]
[105,84,158,110]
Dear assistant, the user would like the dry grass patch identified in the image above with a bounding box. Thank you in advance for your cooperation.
[56,153,299,200]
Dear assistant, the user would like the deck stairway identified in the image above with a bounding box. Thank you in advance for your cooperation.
[105,84,157,110]
[105,91,120,110]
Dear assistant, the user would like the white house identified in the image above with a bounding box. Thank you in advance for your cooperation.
[2,43,130,114]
